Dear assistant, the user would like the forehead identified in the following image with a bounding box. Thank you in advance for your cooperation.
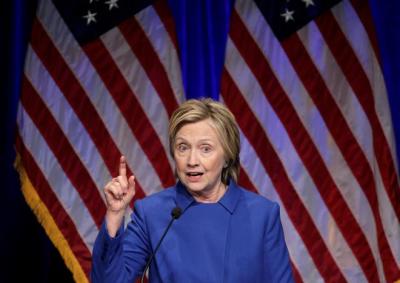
[175,119,220,139]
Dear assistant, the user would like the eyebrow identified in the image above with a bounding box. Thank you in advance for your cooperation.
[175,137,215,143]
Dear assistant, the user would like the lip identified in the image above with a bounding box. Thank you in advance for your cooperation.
[185,172,203,182]
[185,171,204,175]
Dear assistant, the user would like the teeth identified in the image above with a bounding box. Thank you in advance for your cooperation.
[187,172,202,176]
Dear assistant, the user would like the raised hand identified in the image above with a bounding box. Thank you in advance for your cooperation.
[104,156,136,236]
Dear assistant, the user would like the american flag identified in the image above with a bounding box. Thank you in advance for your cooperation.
[15,0,400,282]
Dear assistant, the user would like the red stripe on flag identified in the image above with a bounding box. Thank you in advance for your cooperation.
[237,165,258,194]
[82,38,175,189]
[221,70,347,282]
[317,10,400,218]
[119,16,179,117]
[282,31,400,282]
[316,11,400,281]
[229,10,379,280]
[291,262,304,283]
[29,18,146,200]
[21,76,106,228]
[153,0,179,50]
[15,133,92,276]
[348,0,381,62]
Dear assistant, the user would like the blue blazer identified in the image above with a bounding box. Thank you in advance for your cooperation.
[91,181,294,282]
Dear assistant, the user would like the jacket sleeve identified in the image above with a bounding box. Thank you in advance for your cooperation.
[263,203,294,282]
[91,201,151,283]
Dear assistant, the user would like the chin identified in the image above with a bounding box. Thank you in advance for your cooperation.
[184,183,205,192]
[181,180,206,192]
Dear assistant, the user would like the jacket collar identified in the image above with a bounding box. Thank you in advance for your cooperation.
[175,180,242,214]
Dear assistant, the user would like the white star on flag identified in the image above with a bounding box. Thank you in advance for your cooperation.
[301,0,315,7]
[83,10,97,25]
[281,9,294,22]
[105,0,119,10]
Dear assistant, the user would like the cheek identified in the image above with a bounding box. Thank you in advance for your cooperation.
[174,156,185,171]
[204,156,225,172]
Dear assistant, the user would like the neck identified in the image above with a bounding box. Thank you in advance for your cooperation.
[191,182,227,203]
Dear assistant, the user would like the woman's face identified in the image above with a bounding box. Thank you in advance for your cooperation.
[174,119,226,201]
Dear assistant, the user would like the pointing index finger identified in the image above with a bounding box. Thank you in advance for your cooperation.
[119,155,127,177]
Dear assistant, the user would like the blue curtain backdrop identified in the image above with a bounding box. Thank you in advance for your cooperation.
[0,0,398,281]
[369,0,400,165]
[168,0,234,100]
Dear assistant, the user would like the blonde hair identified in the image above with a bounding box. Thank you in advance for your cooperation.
[168,98,240,185]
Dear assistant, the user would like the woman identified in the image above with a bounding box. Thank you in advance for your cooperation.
[91,98,294,282]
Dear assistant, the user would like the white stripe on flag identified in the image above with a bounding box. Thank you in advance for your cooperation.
[238,130,328,282]
[17,105,98,251]
[100,26,173,165]
[297,22,374,165]
[299,2,400,268]
[375,157,400,266]
[25,47,109,200]
[224,49,363,281]
[37,0,164,195]
[332,0,398,168]
[135,5,185,104]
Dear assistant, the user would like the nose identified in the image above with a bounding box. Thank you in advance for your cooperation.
[187,149,199,167]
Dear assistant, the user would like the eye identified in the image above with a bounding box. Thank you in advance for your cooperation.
[201,145,212,153]
[176,143,188,152]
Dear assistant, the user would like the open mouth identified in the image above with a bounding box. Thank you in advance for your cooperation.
[186,172,203,177]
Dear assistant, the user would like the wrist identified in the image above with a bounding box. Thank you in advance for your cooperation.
[105,209,125,237]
